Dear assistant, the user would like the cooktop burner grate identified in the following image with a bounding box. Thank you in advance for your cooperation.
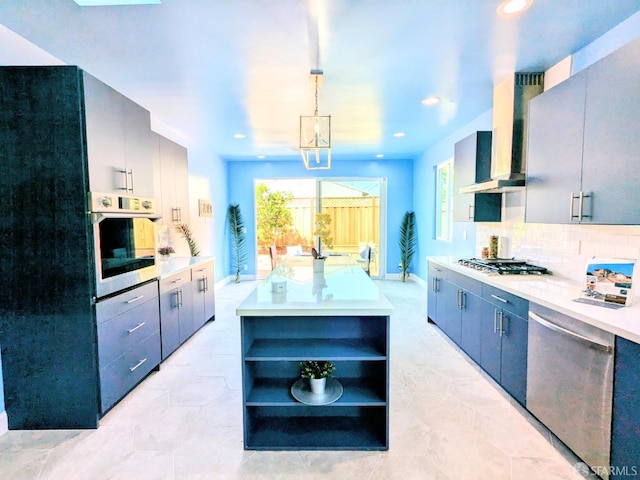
[458,258,550,275]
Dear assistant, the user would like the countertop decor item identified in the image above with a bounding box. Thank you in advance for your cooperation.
[175,223,200,257]
[489,235,499,259]
[158,246,175,260]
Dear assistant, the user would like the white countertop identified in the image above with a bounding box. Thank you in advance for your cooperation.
[236,256,394,317]
[428,256,640,344]
[158,256,214,279]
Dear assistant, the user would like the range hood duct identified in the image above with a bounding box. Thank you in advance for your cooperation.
[460,72,544,194]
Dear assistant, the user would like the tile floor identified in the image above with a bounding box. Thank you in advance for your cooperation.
[0,279,585,479]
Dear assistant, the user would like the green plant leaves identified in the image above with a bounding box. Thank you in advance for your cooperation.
[399,211,417,282]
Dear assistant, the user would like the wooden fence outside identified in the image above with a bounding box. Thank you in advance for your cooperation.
[276,196,380,252]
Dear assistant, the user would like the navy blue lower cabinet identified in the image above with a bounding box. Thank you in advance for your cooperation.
[479,299,502,382]
[442,280,462,345]
[240,315,390,450]
[611,336,640,478]
[460,291,483,364]
[498,311,528,405]
[427,263,447,327]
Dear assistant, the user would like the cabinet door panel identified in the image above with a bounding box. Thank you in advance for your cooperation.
[453,132,500,222]
[582,38,640,225]
[83,71,126,193]
[612,336,640,473]
[525,70,587,224]
[460,291,482,363]
[499,312,528,405]
[480,300,501,382]
[445,284,463,346]
[160,289,181,359]
[178,286,195,343]
[122,97,154,198]
[427,264,442,323]
[436,278,454,339]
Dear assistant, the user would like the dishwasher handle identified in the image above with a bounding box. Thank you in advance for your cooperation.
[528,311,613,354]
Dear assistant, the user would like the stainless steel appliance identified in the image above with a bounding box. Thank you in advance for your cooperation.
[457,258,549,275]
[527,303,614,480]
[90,192,160,298]
[460,72,544,193]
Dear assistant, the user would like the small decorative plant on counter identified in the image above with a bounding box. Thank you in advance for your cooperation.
[175,223,200,257]
[300,360,336,394]
[158,246,175,257]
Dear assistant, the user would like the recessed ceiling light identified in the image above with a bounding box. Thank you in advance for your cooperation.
[393,132,406,138]
[376,154,384,158]
[233,133,246,139]
[74,0,161,5]
[421,96,440,106]
[497,0,533,17]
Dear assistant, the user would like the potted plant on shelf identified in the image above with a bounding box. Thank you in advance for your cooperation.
[300,360,335,394]
[158,245,175,261]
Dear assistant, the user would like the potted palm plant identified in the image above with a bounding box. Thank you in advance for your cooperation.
[228,203,248,283]
[300,360,335,394]
[399,210,417,282]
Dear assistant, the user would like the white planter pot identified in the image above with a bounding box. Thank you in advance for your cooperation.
[309,377,327,394]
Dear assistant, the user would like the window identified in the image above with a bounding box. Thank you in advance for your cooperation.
[435,159,453,241]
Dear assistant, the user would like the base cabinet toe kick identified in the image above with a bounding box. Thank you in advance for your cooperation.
[427,260,640,479]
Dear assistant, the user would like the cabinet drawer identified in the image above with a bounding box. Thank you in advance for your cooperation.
[97,297,160,368]
[96,282,159,324]
[192,260,213,277]
[159,272,192,295]
[428,263,449,281]
[482,285,528,318]
[99,331,161,413]
[448,270,482,296]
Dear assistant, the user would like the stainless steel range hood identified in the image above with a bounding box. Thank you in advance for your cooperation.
[460,72,544,194]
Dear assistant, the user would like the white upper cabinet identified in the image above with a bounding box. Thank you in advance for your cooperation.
[83,72,154,199]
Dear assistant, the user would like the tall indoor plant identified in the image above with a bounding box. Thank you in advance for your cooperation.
[228,203,248,283]
[399,210,417,282]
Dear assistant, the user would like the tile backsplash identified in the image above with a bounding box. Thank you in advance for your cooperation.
[476,192,640,282]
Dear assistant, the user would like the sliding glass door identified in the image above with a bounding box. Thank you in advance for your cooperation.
[318,179,385,277]
[254,177,385,279]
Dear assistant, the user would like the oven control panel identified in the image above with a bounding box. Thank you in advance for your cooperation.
[89,192,156,215]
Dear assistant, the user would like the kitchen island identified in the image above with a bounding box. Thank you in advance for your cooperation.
[236,256,393,450]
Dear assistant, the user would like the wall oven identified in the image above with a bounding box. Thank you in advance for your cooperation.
[90,192,160,299]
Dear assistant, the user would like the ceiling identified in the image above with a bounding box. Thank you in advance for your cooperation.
[0,1,639,162]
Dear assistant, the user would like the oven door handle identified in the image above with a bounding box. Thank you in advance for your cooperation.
[528,311,613,354]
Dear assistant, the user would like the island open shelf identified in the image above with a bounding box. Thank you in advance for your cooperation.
[236,257,393,450]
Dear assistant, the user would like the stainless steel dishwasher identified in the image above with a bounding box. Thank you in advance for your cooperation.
[527,303,615,479]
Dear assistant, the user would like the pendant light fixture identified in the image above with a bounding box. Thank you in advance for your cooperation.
[300,70,331,170]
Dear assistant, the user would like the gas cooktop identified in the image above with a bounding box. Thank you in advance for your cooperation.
[458,258,550,275]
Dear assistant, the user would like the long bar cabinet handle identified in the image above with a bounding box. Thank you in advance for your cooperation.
[126,295,144,304]
[528,311,612,353]
[127,169,134,193]
[491,294,508,304]
[129,358,147,372]
[127,322,146,334]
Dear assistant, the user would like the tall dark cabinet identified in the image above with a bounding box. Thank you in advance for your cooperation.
[0,66,159,429]
[452,131,502,222]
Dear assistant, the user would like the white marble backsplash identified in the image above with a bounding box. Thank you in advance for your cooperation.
[476,192,640,282]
